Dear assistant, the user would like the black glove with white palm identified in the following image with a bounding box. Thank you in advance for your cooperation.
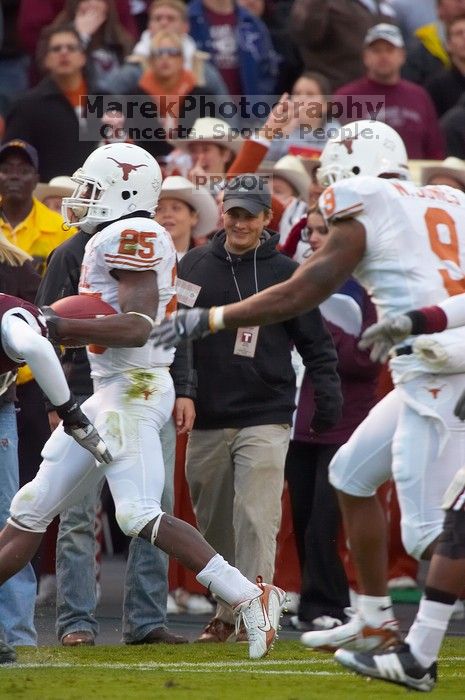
[41,305,62,343]
[55,396,112,465]
[358,314,413,363]
[151,308,212,349]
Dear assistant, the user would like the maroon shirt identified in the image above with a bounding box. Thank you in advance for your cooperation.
[204,8,243,96]
[293,288,380,445]
[335,77,445,159]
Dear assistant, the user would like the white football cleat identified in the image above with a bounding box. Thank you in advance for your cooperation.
[301,607,400,652]
[233,577,287,659]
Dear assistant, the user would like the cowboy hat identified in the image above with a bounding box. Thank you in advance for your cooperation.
[169,117,242,153]
[272,155,311,201]
[159,175,218,237]
[421,157,465,189]
[34,176,75,202]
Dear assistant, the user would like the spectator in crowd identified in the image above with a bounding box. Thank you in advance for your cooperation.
[18,0,137,71]
[48,0,134,84]
[389,0,436,49]
[336,24,445,159]
[34,176,75,213]
[290,0,396,90]
[187,0,278,96]
[281,206,380,632]
[35,234,188,645]
[267,72,340,162]
[155,175,219,257]
[173,174,342,643]
[113,0,229,97]
[0,140,73,278]
[425,15,465,117]
[403,0,465,85]
[0,237,40,651]
[421,156,465,191]
[3,26,99,181]
[136,30,205,137]
[170,116,240,187]
[271,154,310,244]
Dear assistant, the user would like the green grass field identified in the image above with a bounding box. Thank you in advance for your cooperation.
[1,638,465,700]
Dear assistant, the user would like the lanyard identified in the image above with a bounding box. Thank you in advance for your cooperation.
[226,243,259,301]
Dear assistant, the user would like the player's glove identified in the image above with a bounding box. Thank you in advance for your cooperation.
[55,396,112,465]
[455,389,465,421]
[40,305,62,343]
[151,308,211,349]
[358,314,413,363]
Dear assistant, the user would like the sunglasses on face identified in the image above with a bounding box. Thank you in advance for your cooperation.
[48,43,82,54]
[151,47,182,58]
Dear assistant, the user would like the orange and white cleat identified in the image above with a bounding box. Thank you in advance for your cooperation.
[233,576,287,659]
[301,608,400,653]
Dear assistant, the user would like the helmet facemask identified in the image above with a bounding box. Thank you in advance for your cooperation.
[62,174,109,229]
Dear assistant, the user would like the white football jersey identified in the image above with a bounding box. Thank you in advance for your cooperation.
[79,216,177,377]
[319,176,465,320]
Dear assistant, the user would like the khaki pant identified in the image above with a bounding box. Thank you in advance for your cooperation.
[186,424,290,623]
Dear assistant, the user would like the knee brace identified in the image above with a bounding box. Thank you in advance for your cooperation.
[435,510,465,560]
[138,513,165,545]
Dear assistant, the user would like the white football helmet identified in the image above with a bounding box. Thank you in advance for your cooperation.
[317,120,410,187]
[62,143,162,230]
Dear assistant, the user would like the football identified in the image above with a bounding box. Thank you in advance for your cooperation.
[50,295,117,319]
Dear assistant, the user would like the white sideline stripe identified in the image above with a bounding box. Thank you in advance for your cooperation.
[9,659,333,669]
[8,662,343,676]
[10,660,329,668]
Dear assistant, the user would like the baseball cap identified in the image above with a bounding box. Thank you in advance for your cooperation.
[223,174,272,216]
[0,139,39,170]
[364,23,404,49]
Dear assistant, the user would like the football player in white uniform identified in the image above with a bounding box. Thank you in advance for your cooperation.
[332,294,465,690]
[151,121,465,667]
[0,143,286,661]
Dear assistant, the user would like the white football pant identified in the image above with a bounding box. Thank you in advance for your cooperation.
[10,368,174,537]
[329,372,465,559]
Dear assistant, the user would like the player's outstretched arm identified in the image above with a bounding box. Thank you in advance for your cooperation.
[151,220,365,348]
